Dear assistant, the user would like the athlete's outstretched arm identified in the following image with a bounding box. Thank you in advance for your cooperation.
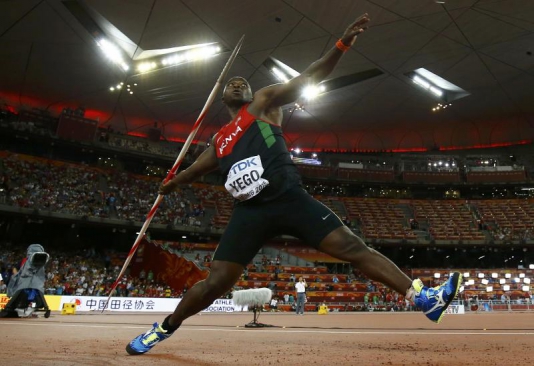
[257,14,369,109]
[159,144,218,195]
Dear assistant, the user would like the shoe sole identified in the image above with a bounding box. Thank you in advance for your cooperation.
[435,272,463,324]
[126,343,145,356]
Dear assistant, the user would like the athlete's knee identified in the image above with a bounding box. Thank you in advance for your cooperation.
[350,239,373,258]
[203,263,242,295]
[203,273,234,295]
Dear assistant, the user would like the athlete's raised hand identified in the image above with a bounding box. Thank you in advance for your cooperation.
[340,13,370,47]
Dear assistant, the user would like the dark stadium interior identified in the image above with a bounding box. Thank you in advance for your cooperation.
[1,0,533,315]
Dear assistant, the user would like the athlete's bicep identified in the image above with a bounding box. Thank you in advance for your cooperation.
[254,74,309,109]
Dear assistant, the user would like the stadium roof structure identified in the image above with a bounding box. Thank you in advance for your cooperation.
[1,0,534,152]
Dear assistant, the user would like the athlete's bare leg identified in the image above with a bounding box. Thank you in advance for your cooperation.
[318,226,412,294]
[167,260,244,328]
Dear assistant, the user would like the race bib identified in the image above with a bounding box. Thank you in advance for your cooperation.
[224,155,269,201]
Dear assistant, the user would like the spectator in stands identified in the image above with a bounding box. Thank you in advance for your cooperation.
[0,273,5,293]
[164,286,172,298]
[126,13,462,356]
[288,294,294,304]
[373,293,380,305]
[268,280,277,294]
[363,293,370,308]
[332,275,339,283]
[295,277,307,315]
[274,266,281,280]
[289,273,296,282]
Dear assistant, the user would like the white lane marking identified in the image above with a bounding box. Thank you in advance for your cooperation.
[2,322,533,335]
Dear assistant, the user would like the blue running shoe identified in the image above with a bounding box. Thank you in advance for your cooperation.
[413,272,462,323]
[126,322,172,355]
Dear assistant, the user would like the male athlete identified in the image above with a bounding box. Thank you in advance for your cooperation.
[127,13,462,355]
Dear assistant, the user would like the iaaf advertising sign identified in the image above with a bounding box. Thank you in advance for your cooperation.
[58,296,247,313]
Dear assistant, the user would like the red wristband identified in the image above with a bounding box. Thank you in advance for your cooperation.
[336,39,350,52]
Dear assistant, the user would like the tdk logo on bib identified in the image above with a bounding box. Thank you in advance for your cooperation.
[229,156,258,175]
[225,155,269,201]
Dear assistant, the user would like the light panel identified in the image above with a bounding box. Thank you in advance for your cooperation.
[97,38,129,71]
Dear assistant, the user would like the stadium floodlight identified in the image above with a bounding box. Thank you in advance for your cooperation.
[486,286,493,292]
[491,273,498,278]
[503,285,510,291]
[277,60,299,78]
[481,279,489,285]
[263,56,306,87]
[524,278,531,284]
[413,75,431,89]
[429,86,443,97]
[137,62,158,73]
[162,45,221,67]
[405,68,470,103]
[161,56,180,66]
[412,76,444,98]
[499,279,506,284]
[505,273,511,278]
[478,273,485,278]
[271,67,289,83]
[97,38,129,71]
[463,272,470,278]
[186,45,221,61]
[301,84,326,100]
[434,273,441,278]
[522,285,530,292]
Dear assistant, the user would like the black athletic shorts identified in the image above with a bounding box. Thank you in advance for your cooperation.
[213,186,344,266]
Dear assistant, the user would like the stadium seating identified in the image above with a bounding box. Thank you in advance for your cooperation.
[411,200,485,242]
[341,197,417,241]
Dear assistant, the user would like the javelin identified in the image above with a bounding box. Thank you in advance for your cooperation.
[102,35,245,310]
